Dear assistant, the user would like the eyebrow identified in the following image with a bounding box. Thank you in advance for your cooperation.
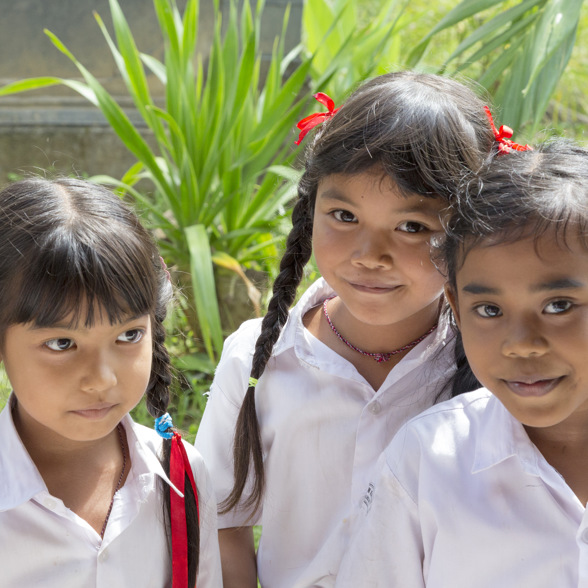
[530,278,585,292]
[318,189,441,217]
[317,189,355,206]
[462,278,585,296]
[28,313,148,331]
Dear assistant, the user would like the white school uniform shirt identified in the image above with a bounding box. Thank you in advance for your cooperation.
[0,399,223,588]
[336,388,588,588]
[195,277,456,588]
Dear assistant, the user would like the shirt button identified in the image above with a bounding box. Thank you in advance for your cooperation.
[581,528,588,544]
[369,401,381,414]
[44,497,57,510]
[98,549,109,562]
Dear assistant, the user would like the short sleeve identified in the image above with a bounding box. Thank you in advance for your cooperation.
[183,442,223,587]
[194,319,262,528]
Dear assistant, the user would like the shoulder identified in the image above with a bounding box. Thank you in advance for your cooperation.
[383,388,493,478]
[131,421,215,499]
[220,317,264,359]
[401,387,493,437]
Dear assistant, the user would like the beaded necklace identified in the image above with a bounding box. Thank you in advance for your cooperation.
[100,423,127,538]
[322,296,437,363]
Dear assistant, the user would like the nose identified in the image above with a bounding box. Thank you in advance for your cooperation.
[501,317,549,358]
[80,350,117,393]
[351,229,393,270]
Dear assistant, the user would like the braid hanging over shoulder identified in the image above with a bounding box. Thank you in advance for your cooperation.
[220,186,314,516]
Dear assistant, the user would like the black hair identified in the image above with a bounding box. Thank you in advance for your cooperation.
[0,177,199,585]
[222,71,497,516]
[442,140,588,292]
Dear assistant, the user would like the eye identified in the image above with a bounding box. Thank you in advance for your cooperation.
[544,300,573,314]
[45,338,75,351]
[117,329,145,343]
[473,304,502,318]
[397,221,427,233]
[332,209,357,223]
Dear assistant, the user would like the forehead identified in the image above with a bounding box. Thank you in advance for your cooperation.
[455,231,588,294]
[316,171,446,216]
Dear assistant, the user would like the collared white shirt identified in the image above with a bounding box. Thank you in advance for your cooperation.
[337,388,588,588]
[195,278,456,588]
[0,400,223,587]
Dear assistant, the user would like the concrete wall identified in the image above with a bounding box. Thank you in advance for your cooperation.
[0,0,302,180]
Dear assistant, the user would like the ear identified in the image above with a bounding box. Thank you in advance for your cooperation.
[444,284,461,330]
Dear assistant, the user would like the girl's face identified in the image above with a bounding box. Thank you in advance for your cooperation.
[447,231,588,432]
[2,310,152,446]
[312,169,447,327]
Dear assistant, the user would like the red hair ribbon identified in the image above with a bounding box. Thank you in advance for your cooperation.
[484,106,532,154]
[295,92,340,145]
[170,432,200,588]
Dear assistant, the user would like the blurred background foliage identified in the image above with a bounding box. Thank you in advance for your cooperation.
[0,0,586,439]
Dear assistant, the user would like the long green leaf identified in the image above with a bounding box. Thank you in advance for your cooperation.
[408,0,508,66]
[185,224,224,361]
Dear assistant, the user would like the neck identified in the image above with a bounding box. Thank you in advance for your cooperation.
[525,411,588,455]
[326,296,441,354]
[12,401,122,468]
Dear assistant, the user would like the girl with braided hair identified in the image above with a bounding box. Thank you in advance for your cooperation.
[0,178,221,587]
[196,71,512,587]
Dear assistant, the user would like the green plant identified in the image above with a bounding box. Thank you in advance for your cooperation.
[411,0,584,132]
[0,0,314,363]
[303,0,584,132]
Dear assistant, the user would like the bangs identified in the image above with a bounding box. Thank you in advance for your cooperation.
[6,224,157,329]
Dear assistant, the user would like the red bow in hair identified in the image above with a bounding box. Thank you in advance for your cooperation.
[484,106,532,154]
[295,92,340,145]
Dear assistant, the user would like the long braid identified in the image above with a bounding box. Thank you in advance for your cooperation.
[146,278,200,587]
[220,186,314,516]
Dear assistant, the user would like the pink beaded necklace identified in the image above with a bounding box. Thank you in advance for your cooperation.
[322,296,438,363]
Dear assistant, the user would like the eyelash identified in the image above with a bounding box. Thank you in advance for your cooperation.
[397,221,428,234]
[43,329,145,352]
[473,304,502,318]
[473,300,575,319]
[330,211,430,234]
[331,209,357,223]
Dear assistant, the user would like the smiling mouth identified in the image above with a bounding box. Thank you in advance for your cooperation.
[503,377,564,398]
[348,282,400,293]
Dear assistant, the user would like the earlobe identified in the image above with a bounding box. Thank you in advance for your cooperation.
[444,284,461,329]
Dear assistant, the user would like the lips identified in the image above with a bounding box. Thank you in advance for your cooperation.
[503,376,564,398]
[347,280,400,294]
[71,403,117,420]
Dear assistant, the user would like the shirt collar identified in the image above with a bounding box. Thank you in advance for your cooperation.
[123,415,184,497]
[271,278,455,386]
[272,277,334,356]
[0,397,47,511]
[0,399,184,513]
[472,393,540,476]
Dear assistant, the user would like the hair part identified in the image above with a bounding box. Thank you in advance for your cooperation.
[0,177,200,584]
[225,71,497,516]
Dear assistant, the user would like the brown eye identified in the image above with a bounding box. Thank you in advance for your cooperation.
[117,329,144,343]
[474,304,502,318]
[332,210,357,223]
[544,300,573,314]
[45,338,75,351]
[397,221,426,233]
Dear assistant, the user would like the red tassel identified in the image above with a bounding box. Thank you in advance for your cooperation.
[170,432,200,588]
